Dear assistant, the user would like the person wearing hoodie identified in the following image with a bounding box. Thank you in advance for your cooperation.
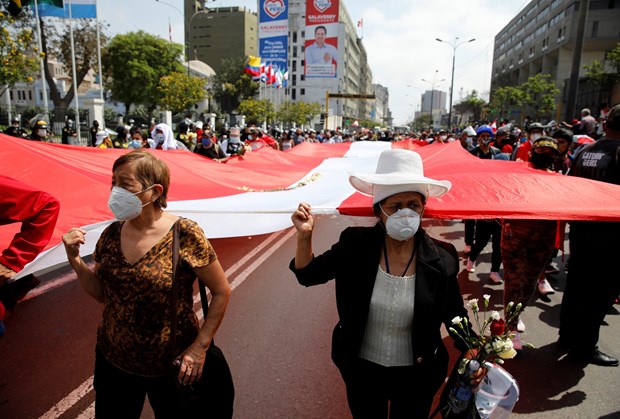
[151,123,178,150]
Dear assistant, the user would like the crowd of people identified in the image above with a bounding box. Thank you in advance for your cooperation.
[2,102,619,417]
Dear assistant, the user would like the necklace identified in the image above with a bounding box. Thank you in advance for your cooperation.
[383,238,416,277]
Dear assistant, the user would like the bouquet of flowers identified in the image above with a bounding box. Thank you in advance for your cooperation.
[441,295,531,417]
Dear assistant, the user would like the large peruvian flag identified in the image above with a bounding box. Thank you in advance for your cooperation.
[3,134,620,277]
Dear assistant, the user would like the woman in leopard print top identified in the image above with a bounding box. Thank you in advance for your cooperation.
[62,150,232,417]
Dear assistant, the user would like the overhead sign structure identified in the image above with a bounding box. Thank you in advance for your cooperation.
[305,0,339,78]
[258,0,289,84]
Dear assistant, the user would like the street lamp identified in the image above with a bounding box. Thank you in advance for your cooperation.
[421,70,445,126]
[436,37,475,130]
[155,0,207,76]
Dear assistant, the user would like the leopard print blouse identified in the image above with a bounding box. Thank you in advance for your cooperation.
[93,218,217,376]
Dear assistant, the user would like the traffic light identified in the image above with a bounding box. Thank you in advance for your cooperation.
[320,113,326,123]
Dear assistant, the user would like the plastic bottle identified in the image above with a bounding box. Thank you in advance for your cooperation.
[447,359,480,414]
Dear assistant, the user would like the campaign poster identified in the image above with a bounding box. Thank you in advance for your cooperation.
[305,0,339,78]
[258,0,289,84]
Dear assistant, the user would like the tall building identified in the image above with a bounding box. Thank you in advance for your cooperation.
[284,0,380,127]
[184,2,258,74]
[372,83,389,125]
[184,0,386,127]
[420,90,447,114]
[491,0,620,120]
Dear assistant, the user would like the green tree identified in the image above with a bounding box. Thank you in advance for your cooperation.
[237,98,274,125]
[38,17,107,121]
[157,71,206,114]
[276,101,322,126]
[412,114,432,131]
[489,86,524,120]
[0,10,40,92]
[211,57,258,114]
[103,31,183,113]
[454,90,486,123]
[583,43,620,105]
[520,73,560,120]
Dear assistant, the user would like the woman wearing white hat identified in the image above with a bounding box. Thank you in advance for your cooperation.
[290,149,481,418]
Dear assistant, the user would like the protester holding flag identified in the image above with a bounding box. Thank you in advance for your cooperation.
[62,150,234,416]
[0,175,60,336]
[290,149,482,418]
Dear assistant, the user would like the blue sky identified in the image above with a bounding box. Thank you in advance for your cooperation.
[98,0,531,124]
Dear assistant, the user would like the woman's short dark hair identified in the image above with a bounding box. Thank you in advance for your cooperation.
[112,150,170,208]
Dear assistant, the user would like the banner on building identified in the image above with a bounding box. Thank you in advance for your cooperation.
[258,0,288,87]
[305,0,339,78]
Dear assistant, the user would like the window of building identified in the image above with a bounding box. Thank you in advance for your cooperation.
[293,46,297,58]
[550,0,562,9]
[39,91,43,100]
[301,30,305,37]
[292,61,297,71]
[300,74,305,81]
[28,91,32,100]
[292,88,296,100]
[300,88,305,95]
[301,59,305,67]
[301,45,305,52]
[529,45,535,57]
[592,21,599,37]
[10,90,13,100]
[293,31,297,43]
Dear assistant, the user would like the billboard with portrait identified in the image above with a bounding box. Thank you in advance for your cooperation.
[258,0,289,82]
[305,0,339,78]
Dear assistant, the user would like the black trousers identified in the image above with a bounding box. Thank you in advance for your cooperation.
[93,347,234,419]
[464,220,476,246]
[559,226,620,355]
[339,357,443,419]
[468,219,502,272]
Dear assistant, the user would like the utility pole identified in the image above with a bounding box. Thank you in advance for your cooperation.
[564,0,590,121]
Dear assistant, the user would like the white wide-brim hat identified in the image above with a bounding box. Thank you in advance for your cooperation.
[349,149,452,204]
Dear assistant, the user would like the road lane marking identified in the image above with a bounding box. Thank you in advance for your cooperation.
[39,228,295,418]
[39,376,93,419]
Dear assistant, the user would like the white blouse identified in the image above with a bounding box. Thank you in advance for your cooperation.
[358,265,416,367]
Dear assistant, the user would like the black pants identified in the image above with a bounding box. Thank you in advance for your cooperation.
[464,220,476,246]
[340,357,442,419]
[93,347,234,419]
[468,219,502,272]
[559,226,620,355]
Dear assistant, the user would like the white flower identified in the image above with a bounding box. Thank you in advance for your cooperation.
[498,347,518,359]
[490,311,501,320]
[483,294,490,302]
[466,299,479,310]
[452,316,463,325]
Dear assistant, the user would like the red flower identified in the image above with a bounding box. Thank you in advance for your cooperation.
[490,318,505,336]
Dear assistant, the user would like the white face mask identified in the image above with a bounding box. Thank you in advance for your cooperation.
[229,136,240,143]
[108,185,154,221]
[381,207,421,241]
[155,133,165,143]
[530,133,542,142]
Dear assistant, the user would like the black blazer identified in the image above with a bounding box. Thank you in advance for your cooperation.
[290,224,470,379]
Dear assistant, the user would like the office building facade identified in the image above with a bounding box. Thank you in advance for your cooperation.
[491,0,620,119]
[184,2,259,74]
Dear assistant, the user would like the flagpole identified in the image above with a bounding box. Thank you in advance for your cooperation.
[68,0,82,144]
[33,0,49,119]
[95,0,104,105]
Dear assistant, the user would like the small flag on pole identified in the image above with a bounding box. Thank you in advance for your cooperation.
[244,56,262,81]
[357,18,363,28]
